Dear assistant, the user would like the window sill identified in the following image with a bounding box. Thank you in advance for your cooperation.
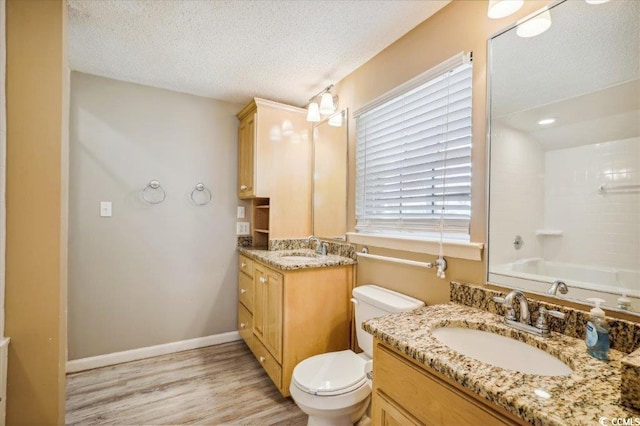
[346,232,484,261]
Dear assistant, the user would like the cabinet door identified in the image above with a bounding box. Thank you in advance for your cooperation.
[238,113,255,198]
[264,270,283,363]
[253,265,266,341]
[373,391,423,426]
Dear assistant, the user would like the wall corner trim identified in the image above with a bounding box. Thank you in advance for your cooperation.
[66,331,241,373]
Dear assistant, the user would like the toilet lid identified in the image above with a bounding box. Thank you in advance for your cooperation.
[292,350,367,396]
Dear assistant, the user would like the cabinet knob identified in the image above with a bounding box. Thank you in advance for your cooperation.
[240,185,248,190]
[240,322,246,329]
[259,356,266,363]
[241,262,246,268]
[240,288,247,294]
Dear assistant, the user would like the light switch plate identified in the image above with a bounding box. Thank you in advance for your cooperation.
[236,222,250,235]
[237,206,245,219]
[100,201,112,217]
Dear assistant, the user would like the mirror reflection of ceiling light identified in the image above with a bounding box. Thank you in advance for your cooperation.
[487,0,524,19]
[517,10,552,38]
[534,388,551,399]
[281,120,294,136]
[538,118,556,125]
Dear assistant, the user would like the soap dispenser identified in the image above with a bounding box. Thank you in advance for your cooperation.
[585,298,609,360]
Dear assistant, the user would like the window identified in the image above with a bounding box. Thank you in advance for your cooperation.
[355,53,472,241]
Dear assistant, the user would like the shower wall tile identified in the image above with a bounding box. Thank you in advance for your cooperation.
[543,138,640,272]
[489,125,545,267]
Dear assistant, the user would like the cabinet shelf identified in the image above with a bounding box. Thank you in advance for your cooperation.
[255,205,270,209]
[255,229,269,234]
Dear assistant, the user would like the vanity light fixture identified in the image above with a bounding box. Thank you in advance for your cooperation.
[306,84,338,122]
[516,9,552,38]
[487,0,523,19]
[537,118,556,125]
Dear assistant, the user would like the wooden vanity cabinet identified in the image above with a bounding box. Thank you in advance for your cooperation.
[237,255,255,352]
[237,256,354,397]
[253,264,283,362]
[372,339,528,426]
[237,113,255,199]
[236,98,312,239]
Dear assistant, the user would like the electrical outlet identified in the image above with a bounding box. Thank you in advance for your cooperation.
[236,222,250,235]
[237,206,245,219]
[100,201,112,217]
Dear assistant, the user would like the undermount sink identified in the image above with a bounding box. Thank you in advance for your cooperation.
[277,252,321,262]
[431,327,573,376]
[279,255,319,262]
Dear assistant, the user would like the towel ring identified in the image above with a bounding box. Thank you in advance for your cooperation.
[191,183,212,206]
[142,180,166,204]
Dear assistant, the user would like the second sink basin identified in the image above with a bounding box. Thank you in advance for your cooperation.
[279,255,318,262]
[431,327,572,376]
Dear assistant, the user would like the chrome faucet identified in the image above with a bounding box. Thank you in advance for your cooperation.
[493,289,565,338]
[503,290,530,323]
[306,235,327,256]
[547,280,568,296]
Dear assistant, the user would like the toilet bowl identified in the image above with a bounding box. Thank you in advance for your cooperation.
[290,285,424,425]
[290,350,371,426]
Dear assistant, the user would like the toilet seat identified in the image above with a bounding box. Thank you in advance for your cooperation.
[292,350,368,396]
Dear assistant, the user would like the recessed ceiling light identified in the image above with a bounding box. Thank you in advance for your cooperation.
[585,0,610,4]
[538,118,556,125]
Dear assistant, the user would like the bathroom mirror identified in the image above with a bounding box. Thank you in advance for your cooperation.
[487,0,640,314]
[312,109,348,240]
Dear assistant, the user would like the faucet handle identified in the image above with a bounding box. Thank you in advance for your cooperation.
[535,306,565,335]
[492,296,516,321]
[546,309,565,319]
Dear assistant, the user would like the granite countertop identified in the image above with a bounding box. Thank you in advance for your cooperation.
[238,247,356,271]
[363,303,640,425]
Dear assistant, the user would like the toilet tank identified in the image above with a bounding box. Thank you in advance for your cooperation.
[352,285,424,358]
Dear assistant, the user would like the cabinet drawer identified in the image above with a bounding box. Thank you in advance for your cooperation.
[254,339,282,391]
[374,342,521,426]
[239,255,254,278]
[238,303,254,354]
[238,271,254,312]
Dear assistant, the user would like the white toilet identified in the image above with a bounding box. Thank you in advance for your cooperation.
[290,285,425,426]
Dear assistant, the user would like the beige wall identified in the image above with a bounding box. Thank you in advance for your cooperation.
[336,0,551,302]
[5,0,68,424]
[68,73,243,359]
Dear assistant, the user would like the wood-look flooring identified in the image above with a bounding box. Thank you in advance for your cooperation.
[66,341,307,425]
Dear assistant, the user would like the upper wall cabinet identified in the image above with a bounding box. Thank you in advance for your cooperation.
[236,98,312,240]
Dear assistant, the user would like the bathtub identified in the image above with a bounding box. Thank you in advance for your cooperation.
[489,258,640,312]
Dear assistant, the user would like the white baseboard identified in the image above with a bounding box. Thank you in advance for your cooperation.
[66,331,241,373]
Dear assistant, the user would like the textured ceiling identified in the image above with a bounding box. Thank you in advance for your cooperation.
[67,0,450,106]
[490,0,640,117]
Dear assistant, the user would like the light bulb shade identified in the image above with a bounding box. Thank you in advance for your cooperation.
[306,102,321,122]
[516,10,551,38]
[319,92,335,115]
[487,0,524,19]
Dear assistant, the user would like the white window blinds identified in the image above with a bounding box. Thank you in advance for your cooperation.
[355,53,472,240]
